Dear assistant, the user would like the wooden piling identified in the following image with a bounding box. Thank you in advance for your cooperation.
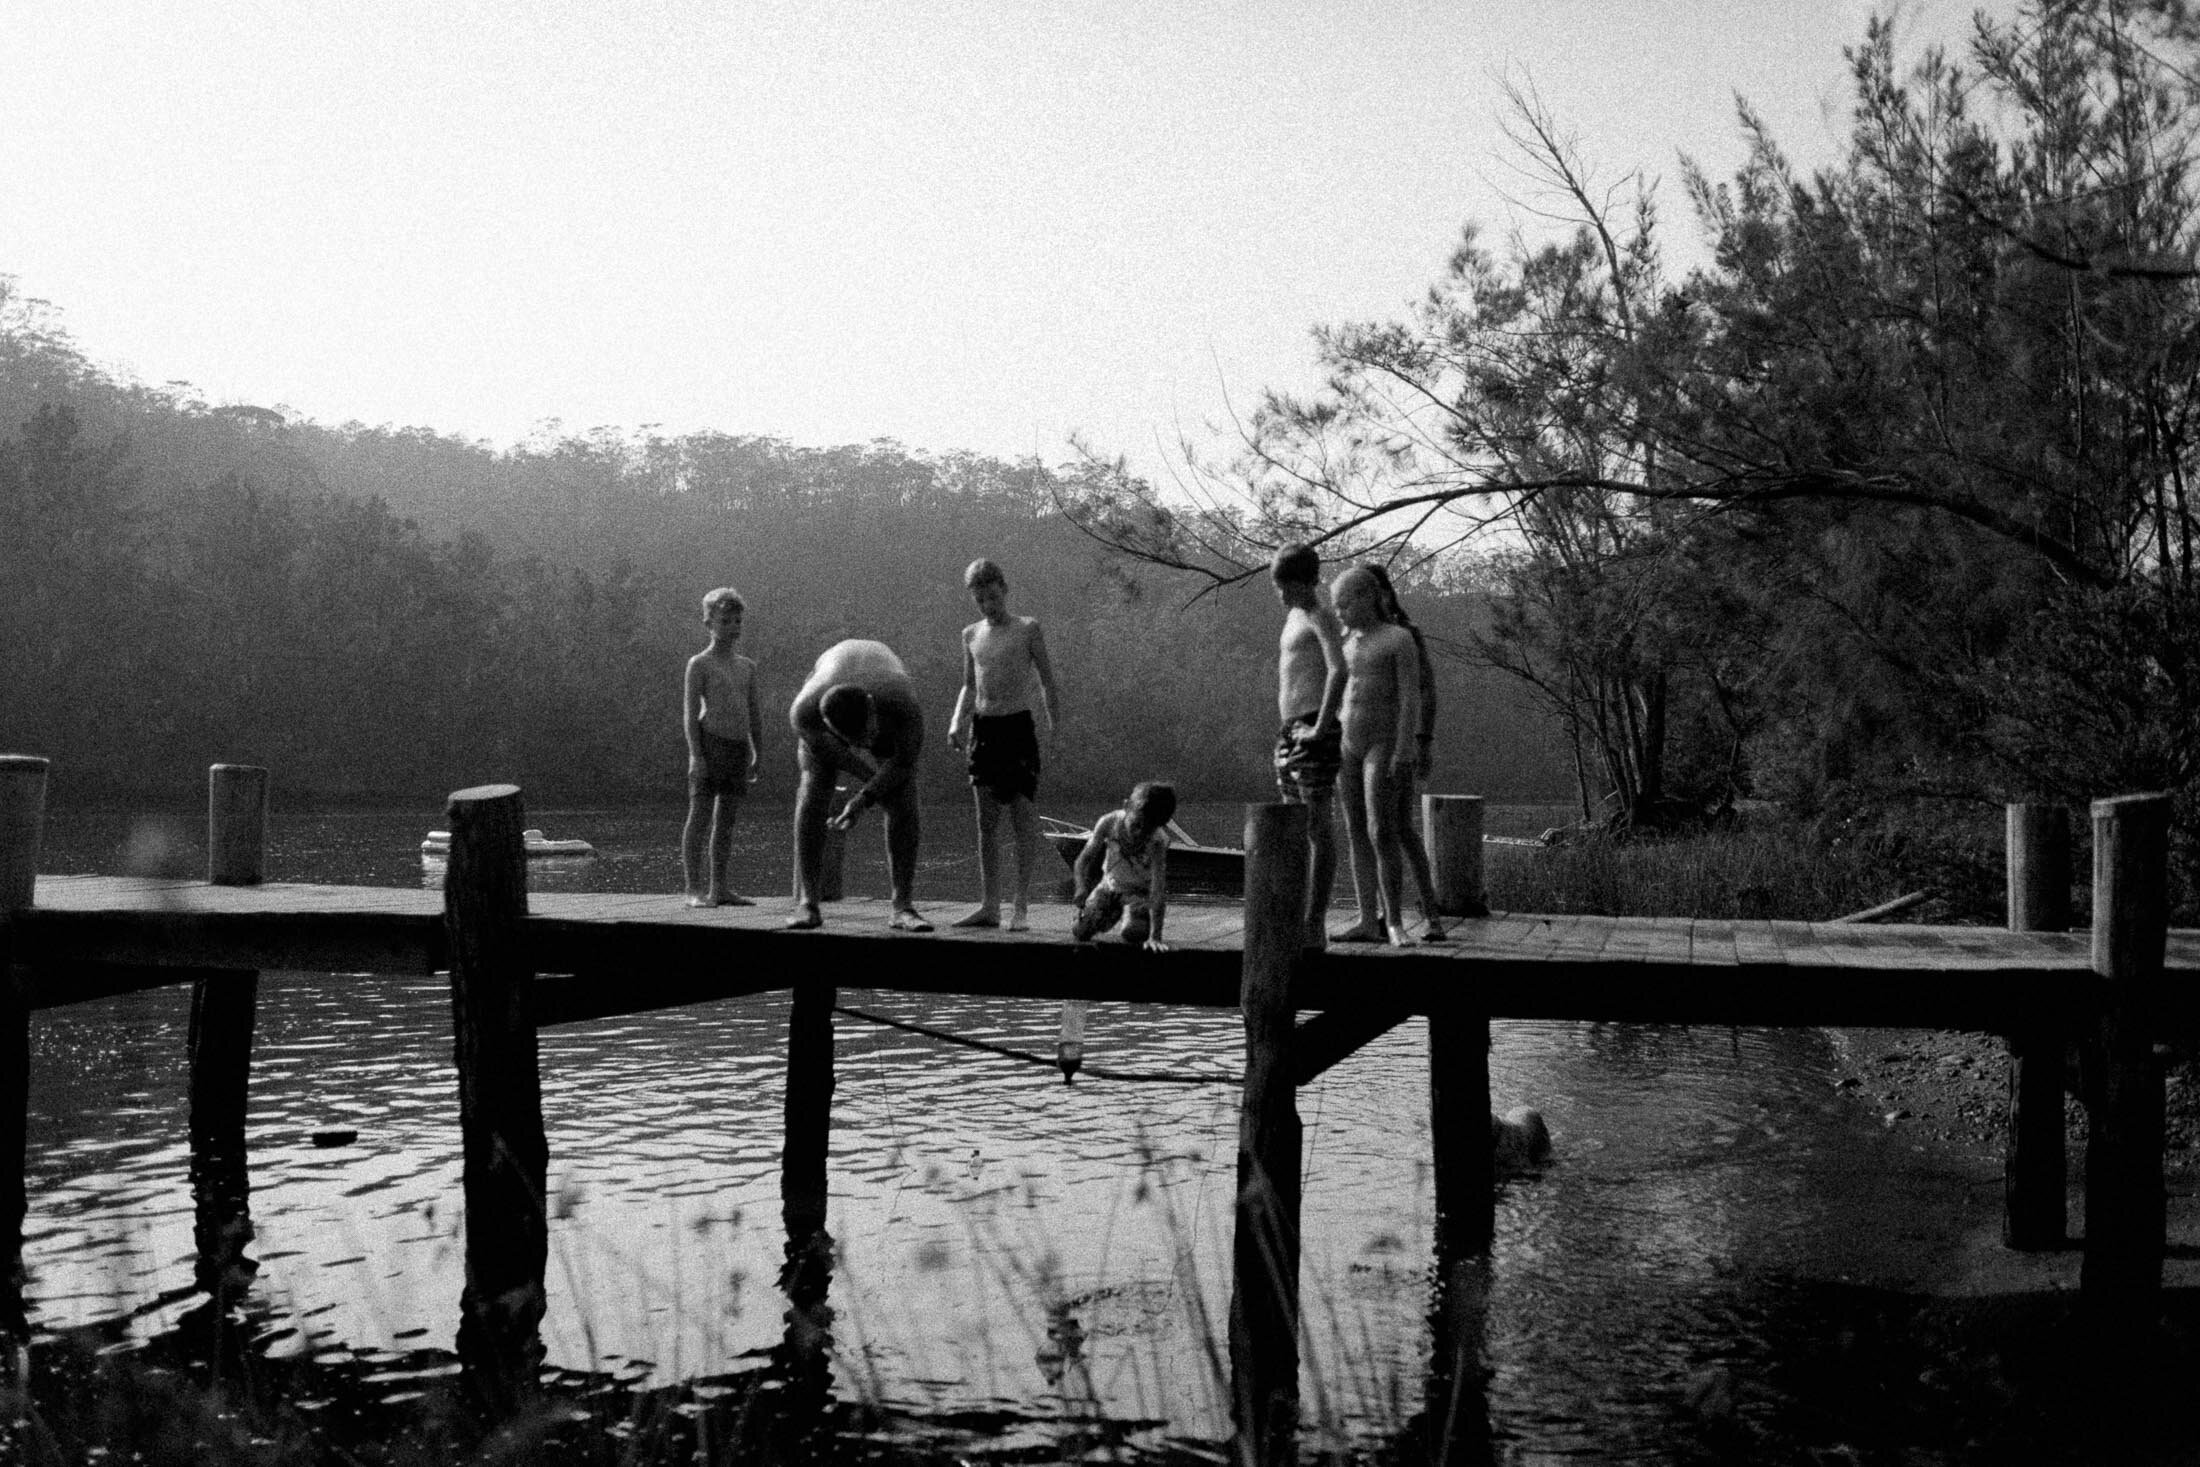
[207,764,268,887]
[1425,795,1488,919]
[781,979,836,1246]
[1,755,44,1338]
[778,975,836,1403]
[443,783,547,1410]
[1430,1006,1494,1257]
[2003,802,2069,1250]
[1232,802,1307,1467]
[189,760,261,1296]
[2080,792,2171,1322]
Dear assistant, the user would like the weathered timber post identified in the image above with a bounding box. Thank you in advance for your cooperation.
[443,783,547,1412]
[2081,792,2171,1324]
[2004,802,2070,1250]
[1232,802,1307,1467]
[191,765,266,1299]
[1,755,46,1342]
[780,978,835,1267]
[1425,795,1488,920]
[1430,1005,1495,1257]
[775,977,837,1452]
[207,764,267,886]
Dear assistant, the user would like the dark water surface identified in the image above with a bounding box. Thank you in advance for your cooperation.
[19,803,2143,1462]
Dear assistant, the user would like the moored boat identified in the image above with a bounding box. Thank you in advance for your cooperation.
[420,827,596,859]
[1041,813,1541,899]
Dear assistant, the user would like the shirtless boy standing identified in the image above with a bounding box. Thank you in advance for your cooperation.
[947,558,1061,931]
[1270,543,1347,950]
[682,587,764,907]
[1330,566,1423,947]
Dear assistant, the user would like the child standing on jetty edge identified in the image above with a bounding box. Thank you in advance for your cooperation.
[1270,543,1347,951]
[947,558,1061,931]
[682,587,763,907]
[1329,566,1423,947]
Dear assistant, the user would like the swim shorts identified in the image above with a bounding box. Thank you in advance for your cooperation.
[1073,883,1152,945]
[967,710,1041,803]
[1273,715,1341,801]
[690,730,753,797]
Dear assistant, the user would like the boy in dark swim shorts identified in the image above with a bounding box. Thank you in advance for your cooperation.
[947,559,1062,931]
[682,587,764,906]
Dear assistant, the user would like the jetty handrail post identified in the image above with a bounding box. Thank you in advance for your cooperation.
[207,764,268,887]
[1232,801,1308,1467]
[2,754,48,1344]
[1425,794,1488,919]
[443,783,548,1412]
[189,765,270,1298]
[2003,802,2070,1250]
[2080,791,2172,1323]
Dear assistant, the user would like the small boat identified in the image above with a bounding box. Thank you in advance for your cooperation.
[1040,815,1244,898]
[1041,813,1546,899]
[420,827,596,859]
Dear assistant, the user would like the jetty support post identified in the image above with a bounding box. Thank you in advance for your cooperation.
[2,755,48,1344]
[443,783,548,1412]
[189,764,269,1299]
[1232,802,1307,1466]
[772,976,837,1453]
[2003,802,2070,1250]
[779,977,835,1342]
[2080,792,2172,1325]
[1425,794,1488,919]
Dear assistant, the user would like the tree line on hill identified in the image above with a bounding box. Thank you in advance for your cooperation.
[1065,0,2200,908]
[0,290,1569,812]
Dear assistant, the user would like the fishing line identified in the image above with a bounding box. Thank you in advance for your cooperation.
[833,1004,1237,1086]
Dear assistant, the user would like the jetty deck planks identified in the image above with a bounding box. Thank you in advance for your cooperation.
[12,875,2195,1029]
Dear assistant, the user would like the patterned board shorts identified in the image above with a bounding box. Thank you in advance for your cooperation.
[1273,715,1341,801]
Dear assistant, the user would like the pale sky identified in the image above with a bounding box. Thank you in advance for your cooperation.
[3,0,2014,479]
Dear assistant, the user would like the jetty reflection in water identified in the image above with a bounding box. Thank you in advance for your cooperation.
[19,805,2053,1461]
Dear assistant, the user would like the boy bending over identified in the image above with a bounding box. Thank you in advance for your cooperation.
[1071,782,1174,951]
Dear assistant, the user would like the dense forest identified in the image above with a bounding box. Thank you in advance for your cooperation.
[1070,0,2200,902]
[0,285,1568,810]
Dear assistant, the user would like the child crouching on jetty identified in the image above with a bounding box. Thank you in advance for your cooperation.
[1070,782,1174,951]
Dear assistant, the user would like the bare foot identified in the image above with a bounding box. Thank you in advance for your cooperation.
[1330,921,1387,944]
[951,907,1001,928]
[1007,907,1030,932]
[685,894,712,909]
[890,907,934,933]
[1385,925,1418,947]
[713,892,754,907]
[784,905,823,930]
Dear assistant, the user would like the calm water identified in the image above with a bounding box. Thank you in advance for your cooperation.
[20,803,2057,1461]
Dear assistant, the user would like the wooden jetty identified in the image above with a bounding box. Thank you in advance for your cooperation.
[2,758,2193,1463]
